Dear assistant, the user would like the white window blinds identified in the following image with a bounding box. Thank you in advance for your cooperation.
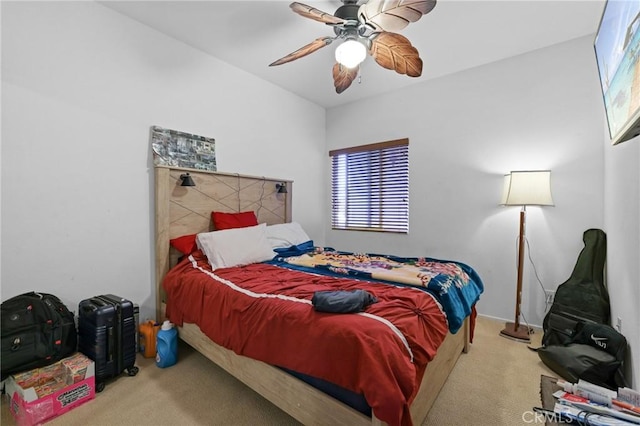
[329,139,409,233]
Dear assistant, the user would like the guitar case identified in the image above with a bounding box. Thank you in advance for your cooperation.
[537,229,627,389]
[542,228,609,347]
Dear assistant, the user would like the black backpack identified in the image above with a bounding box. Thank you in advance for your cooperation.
[1,292,77,380]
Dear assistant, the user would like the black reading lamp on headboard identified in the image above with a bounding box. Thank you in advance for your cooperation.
[499,170,554,343]
[180,173,195,187]
[276,182,288,193]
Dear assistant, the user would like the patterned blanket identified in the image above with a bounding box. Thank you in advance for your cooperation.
[285,251,469,287]
[272,247,484,333]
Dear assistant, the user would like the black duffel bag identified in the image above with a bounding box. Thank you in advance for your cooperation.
[537,322,627,389]
[1,292,77,380]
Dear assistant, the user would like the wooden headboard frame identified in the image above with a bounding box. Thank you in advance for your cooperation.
[154,166,292,319]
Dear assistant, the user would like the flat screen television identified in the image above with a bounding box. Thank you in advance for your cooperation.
[594,0,640,145]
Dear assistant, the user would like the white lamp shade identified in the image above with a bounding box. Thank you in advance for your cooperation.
[335,39,367,68]
[501,170,554,206]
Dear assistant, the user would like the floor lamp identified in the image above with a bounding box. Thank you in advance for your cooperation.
[499,170,554,343]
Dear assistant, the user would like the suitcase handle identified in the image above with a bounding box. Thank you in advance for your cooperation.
[107,326,114,361]
[81,304,96,313]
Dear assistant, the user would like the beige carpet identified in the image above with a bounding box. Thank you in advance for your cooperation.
[1,316,558,425]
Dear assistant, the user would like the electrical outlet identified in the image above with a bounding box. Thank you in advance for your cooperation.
[544,290,555,304]
[616,317,622,332]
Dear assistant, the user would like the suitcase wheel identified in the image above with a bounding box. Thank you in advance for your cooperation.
[96,381,106,393]
[127,366,139,377]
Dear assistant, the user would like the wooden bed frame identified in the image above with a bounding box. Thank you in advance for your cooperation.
[154,165,470,425]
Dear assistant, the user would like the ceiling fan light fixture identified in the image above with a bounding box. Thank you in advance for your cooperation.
[335,39,366,68]
[272,0,437,93]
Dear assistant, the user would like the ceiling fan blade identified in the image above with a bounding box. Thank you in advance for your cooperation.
[359,0,437,32]
[290,2,346,25]
[370,32,423,77]
[332,63,359,94]
[269,37,334,67]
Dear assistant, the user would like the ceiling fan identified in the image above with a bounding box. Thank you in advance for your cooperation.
[269,0,437,94]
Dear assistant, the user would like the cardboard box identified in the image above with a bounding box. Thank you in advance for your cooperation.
[5,353,95,426]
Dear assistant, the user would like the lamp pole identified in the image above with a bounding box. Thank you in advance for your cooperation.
[500,206,531,342]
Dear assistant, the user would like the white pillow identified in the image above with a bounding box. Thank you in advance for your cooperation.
[196,223,276,270]
[265,222,311,249]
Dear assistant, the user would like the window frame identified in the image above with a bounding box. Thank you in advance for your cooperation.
[329,138,409,234]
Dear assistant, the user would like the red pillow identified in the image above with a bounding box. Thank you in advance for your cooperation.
[170,234,198,255]
[211,211,258,230]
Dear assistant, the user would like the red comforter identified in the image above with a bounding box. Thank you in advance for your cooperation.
[163,250,449,426]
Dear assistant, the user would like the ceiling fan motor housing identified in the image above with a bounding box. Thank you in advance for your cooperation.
[334,3,359,20]
[333,2,362,38]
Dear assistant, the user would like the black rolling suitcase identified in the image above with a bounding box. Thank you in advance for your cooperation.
[78,294,138,392]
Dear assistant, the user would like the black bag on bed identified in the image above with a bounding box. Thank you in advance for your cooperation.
[312,290,378,313]
[1,292,77,380]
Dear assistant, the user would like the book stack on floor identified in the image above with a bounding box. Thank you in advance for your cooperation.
[541,378,640,425]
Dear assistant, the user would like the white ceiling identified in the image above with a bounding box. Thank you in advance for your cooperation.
[101,0,606,108]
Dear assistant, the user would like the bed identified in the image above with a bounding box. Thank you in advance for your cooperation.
[154,166,483,426]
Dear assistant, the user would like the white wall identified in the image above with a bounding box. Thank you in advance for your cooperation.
[327,35,640,386]
[327,35,605,327]
[604,131,640,386]
[1,2,326,321]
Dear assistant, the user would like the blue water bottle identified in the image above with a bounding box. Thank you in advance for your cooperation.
[156,320,178,368]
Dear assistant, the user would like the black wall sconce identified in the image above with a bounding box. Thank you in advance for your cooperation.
[276,182,288,193]
[180,173,196,187]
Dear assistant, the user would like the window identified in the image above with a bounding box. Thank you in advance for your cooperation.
[329,138,409,233]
